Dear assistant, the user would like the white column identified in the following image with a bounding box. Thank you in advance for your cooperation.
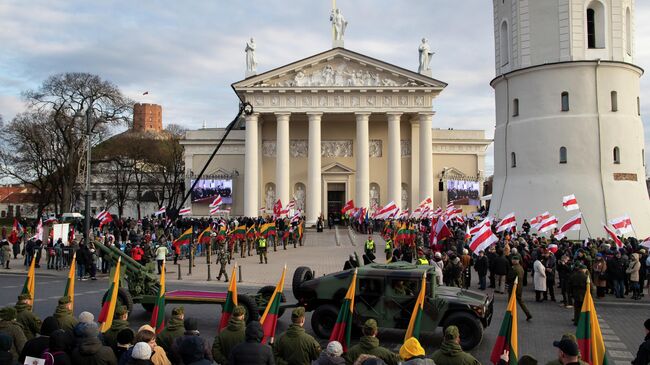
[244,113,259,217]
[307,113,322,225]
[355,113,370,209]
[419,112,434,203]
[387,113,402,207]
[410,119,420,209]
[275,113,291,207]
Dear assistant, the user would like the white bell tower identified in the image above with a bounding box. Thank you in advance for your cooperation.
[489,0,650,237]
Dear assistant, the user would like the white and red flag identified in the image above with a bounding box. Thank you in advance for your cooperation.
[608,215,633,235]
[538,215,558,233]
[547,243,559,254]
[155,206,166,216]
[398,209,410,220]
[97,210,113,228]
[290,211,301,224]
[470,218,492,236]
[273,199,283,216]
[464,225,471,240]
[495,213,516,233]
[375,201,399,220]
[286,199,296,211]
[95,210,110,221]
[469,223,498,253]
[209,195,223,208]
[179,207,192,216]
[530,212,550,230]
[341,200,355,214]
[603,224,624,248]
[32,219,43,241]
[429,218,453,246]
[562,194,580,212]
[554,213,582,239]
[640,237,650,250]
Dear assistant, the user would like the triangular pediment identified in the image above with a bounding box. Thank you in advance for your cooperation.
[232,48,447,91]
[442,167,473,180]
[322,162,355,174]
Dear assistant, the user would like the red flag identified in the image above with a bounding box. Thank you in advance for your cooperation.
[273,199,283,216]
[603,225,623,248]
[429,218,452,247]
[341,200,355,214]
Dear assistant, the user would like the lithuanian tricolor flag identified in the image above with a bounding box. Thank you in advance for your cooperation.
[173,228,193,246]
[490,277,519,365]
[99,258,121,333]
[329,269,357,351]
[150,261,166,334]
[260,223,277,238]
[404,272,427,341]
[63,253,76,313]
[233,225,247,240]
[246,225,257,239]
[217,225,228,240]
[260,265,287,344]
[218,264,238,332]
[576,277,608,365]
[197,226,212,245]
[21,256,36,308]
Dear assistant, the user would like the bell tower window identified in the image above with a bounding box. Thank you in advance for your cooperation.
[586,1,606,49]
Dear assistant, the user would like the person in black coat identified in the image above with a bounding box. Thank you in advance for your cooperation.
[607,252,626,298]
[474,250,489,290]
[492,249,510,293]
[0,333,13,365]
[229,321,274,365]
[632,318,650,365]
[43,329,73,365]
[18,316,60,364]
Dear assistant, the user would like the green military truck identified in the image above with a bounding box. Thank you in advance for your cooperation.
[292,262,493,350]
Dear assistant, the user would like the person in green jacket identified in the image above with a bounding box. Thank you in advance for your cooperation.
[15,293,41,340]
[157,306,185,354]
[344,319,401,365]
[274,307,321,365]
[53,296,78,333]
[103,305,130,349]
[0,306,27,360]
[431,326,481,365]
[212,305,246,365]
[506,255,532,321]
[569,263,589,325]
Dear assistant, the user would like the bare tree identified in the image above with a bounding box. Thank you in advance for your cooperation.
[23,73,132,211]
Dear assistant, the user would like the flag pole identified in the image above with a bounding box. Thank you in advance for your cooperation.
[626,213,638,238]
[578,210,593,239]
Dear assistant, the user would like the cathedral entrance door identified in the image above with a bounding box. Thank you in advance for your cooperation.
[327,183,345,224]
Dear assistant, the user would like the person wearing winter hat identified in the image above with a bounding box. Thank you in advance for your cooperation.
[212,305,246,365]
[15,293,41,340]
[156,306,184,355]
[313,340,345,365]
[0,306,26,359]
[431,326,480,365]
[104,305,130,349]
[344,319,401,365]
[43,329,73,365]
[632,318,650,365]
[274,306,321,364]
[133,328,170,365]
[170,318,212,364]
[114,328,135,362]
[79,311,95,324]
[17,316,60,364]
[129,342,153,365]
[229,321,274,365]
[53,296,78,333]
[399,337,434,364]
[70,323,117,365]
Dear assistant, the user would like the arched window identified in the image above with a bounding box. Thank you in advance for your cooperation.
[512,98,519,117]
[587,1,606,49]
[613,146,620,164]
[560,147,568,164]
[611,91,618,112]
[500,21,510,66]
[561,92,570,112]
[626,8,632,56]
[511,152,517,168]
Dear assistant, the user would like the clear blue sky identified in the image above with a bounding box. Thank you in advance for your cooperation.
[1,0,650,175]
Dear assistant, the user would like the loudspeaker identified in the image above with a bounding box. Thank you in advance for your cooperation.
[438,180,444,191]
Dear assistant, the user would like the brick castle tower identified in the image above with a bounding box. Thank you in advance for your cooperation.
[133,103,162,132]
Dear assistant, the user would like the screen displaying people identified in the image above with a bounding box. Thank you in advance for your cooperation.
[446,180,480,202]
[190,179,233,204]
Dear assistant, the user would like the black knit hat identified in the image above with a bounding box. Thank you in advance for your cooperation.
[40,316,61,336]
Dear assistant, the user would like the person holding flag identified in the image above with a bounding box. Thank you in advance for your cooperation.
[15,293,40,340]
[150,261,166,334]
[260,265,287,344]
[273,307,322,364]
[53,296,77,333]
[330,269,357,352]
[431,326,481,365]
[575,276,609,365]
[490,277,519,365]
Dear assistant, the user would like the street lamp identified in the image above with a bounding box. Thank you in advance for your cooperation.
[84,103,94,246]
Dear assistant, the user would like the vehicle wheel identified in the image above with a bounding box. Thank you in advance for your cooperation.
[102,287,134,313]
[236,294,259,323]
[443,312,483,350]
[257,286,286,318]
[292,266,314,299]
[311,304,339,339]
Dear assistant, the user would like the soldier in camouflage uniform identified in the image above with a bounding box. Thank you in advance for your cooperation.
[53,296,77,334]
[212,305,246,365]
[15,293,41,340]
[344,319,401,365]
[216,243,229,282]
[103,305,130,349]
[157,306,185,354]
[273,307,321,365]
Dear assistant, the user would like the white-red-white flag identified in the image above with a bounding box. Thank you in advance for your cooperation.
[608,215,633,235]
[286,199,296,210]
[179,207,192,216]
[155,206,167,216]
[95,210,110,221]
[603,224,624,248]
[419,197,432,207]
[496,213,517,233]
[554,213,582,239]
[470,217,492,236]
[375,201,399,220]
[547,243,559,254]
[464,224,471,240]
[209,195,223,208]
[538,215,558,233]
[341,200,355,214]
[562,194,580,212]
[531,212,550,230]
[32,219,43,241]
[640,237,650,250]
[469,223,498,253]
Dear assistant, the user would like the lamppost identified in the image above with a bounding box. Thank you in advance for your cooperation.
[84,103,94,246]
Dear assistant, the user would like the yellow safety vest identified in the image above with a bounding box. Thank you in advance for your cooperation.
[385,240,392,251]
[258,238,267,248]
[365,240,374,250]
[417,257,428,265]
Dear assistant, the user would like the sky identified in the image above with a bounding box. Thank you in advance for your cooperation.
[1,0,650,176]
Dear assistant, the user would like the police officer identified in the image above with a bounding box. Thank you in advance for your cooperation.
[258,236,268,264]
[273,307,321,365]
[507,255,532,321]
[212,305,246,365]
[364,235,375,261]
[216,243,229,282]
[384,239,393,261]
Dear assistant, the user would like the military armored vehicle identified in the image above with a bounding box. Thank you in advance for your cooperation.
[292,262,493,350]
